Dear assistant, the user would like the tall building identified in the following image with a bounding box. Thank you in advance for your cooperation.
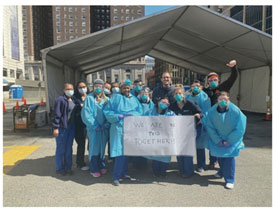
[3,6,25,84]
[90,6,111,32]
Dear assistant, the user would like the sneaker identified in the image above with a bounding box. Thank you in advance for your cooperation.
[225,183,234,189]
[123,175,136,181]
[112,180,120,186]
[196,168,204,172]
[80,166,90,171]
[90,172,101,177]
[208,163,216,170]
[100,168,107,175]
[214,172,223,178]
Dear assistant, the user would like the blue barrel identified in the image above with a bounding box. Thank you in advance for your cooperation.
[10,85,23,99]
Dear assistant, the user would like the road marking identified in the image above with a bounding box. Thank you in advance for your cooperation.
[3,145,41,175]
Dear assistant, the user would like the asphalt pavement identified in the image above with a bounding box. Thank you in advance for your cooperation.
[2,110,272,207]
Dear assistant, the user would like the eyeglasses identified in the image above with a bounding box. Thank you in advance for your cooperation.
[208,78,218,82]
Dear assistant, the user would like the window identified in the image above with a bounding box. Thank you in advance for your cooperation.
[97,26,100,30]
[57,35,61,40]
[81,8,86,12]
[101,9,105,13]
[56,21,60,26]
[69,7,73,12]
[33,67,39,81]
[131,16,135,21]
[56,6,60,11]
[69,14,73,19]
[245,6,263,28]
[126,16,130,21]
[82,15,86,19]
[96,14,100,19]
[69,28,74,33]
[138,9,142,14]
[266,6,272,35]
[106,20,110,25]
[96,9,100,13]
[64,14,67,18]
[56,28,61,33]
[16,69,23,80]
[230,6,243,22]
[138,74,142,81]
[121,16,124,20]
[64,21,67,25]
[25,69,30,80]
[64,7,67,11]
[3,68,8,77]
[70,35,74,40]
[56,14,60,19]
[121,8,124,13]
[102,26,105,29]
[69,21,73,26]
[126,9,129,14]
[82,29,86,34]
[131,9,135,14]
[75,8,78,12]
[114,74,119,82]
[106,9,110,13]
[82,21,86,26]
[75,29,78,33]
[102,20,105,24]
[101,15,105,19]
[113,16,118,20]
[10,69,15,78]
[114,8,118,14]
[126,69,131,73]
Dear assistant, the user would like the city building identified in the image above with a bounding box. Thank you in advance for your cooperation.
[90,6,111,32]
[145,56,155,72]
[3,6,25,85]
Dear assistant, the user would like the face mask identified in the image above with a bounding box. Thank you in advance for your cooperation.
[104,88,111,95]
[135,86,142,92]
[192,87,200,94]
[112,87,120,93]
[65,90,74,97]
[210,81,218,89]
[219,100,228,108]
[78,88,87,95]
[159,103,167,110]
[174,94,183,102]
[141,94,148,102]
[95,88,102,94]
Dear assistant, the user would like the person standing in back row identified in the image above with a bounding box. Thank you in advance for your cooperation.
[203,60,238,169]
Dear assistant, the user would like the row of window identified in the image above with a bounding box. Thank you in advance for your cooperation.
[56,14,87,19]
[3,68,15,78]
[56,21,86,26]
[57,35,82,40]
[95,14,110,19]
[113,8,142,15]
[113,16,136,21]
[95,9,110,13]
[96,20,110,25]
[56,6,86,12]
[56,28,87,33]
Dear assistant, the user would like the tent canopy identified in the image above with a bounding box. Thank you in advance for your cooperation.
[41,6,272,76]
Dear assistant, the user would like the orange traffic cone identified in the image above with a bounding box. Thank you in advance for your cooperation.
[3,102,6,113]
[40,97,45,105]
[264,108,272,121]
[16,101,20,110]
[22,96,25,102]
[23,98,27,105]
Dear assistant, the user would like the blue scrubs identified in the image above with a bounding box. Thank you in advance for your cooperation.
[186,90,211,170]
[206,102,246,184]
[81,93,110,174]
[145,106,175,176]
[103,94,143,180]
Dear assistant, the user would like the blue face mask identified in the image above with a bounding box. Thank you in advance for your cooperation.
[141,94,148,102]
[192,87,200,94]
[174,94,183,102]
[135,86,142,92]
[210,81,218,89]
[112,87,120,93]
[159,103,167,110]
[95,88,102,94]
[78,88,87,95]
[219,100,228,108]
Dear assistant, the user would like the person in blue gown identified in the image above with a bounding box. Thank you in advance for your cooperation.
[205,91,246,189]
[145,97,175,177]
[130,79,143,97]
[81,79,110,178]
[103,79,143,186]
[186,80,211,172]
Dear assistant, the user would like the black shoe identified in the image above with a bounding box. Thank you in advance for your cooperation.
[56,171,66,176]
[66,170,74,176]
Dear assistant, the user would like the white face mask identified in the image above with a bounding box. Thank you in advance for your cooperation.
[112,87,120,93]
[78,88,87,95]
[65,90,74,97]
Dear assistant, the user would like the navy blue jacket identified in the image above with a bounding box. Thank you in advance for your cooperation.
[152,85,175,105]
[52,94,77,129]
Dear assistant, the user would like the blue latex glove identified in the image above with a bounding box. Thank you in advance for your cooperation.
[118,115,124,120]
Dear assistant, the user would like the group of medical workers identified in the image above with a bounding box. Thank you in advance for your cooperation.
[52,59,246,189]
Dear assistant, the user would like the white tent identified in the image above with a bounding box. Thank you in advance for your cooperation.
[41,6,272,113]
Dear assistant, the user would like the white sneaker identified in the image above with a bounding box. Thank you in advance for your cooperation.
[81,166,90,171]
[225,183,234,189]
[214,172,223,178]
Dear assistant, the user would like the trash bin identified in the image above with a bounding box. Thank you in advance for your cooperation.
[35,105,47,127]
[10,85,23,99]
[13,104,38,131]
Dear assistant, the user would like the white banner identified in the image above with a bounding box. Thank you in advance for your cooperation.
[123,116,196,156]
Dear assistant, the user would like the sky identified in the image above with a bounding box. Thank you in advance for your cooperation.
[145,6,176,16]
